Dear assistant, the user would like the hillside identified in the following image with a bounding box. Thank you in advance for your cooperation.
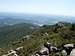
[1,22,75,56]
[0,23,38,47]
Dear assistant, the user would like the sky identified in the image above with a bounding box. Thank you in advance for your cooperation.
[0,0,75,16]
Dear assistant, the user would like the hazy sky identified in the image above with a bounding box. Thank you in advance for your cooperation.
[0,0,75,16]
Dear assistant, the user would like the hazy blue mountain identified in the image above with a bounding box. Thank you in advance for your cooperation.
[0,18,38,27]
[0,13,75,27]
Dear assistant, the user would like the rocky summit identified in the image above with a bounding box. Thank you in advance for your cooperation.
[1,22,75,56]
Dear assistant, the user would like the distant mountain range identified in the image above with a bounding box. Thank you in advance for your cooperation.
[0,18,36,27]
[0,13,75,27]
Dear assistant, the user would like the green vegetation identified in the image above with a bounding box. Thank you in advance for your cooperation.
[0,23,38,47]
[1,22,75,56]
